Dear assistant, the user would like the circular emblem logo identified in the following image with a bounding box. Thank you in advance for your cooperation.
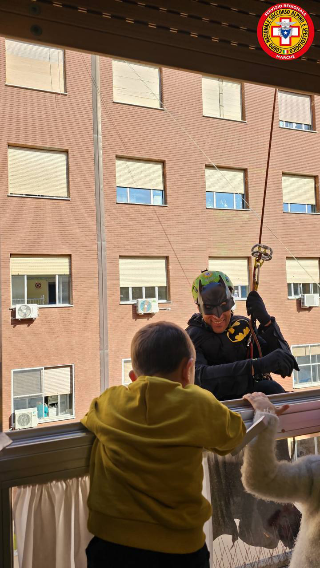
[257,4,314,60]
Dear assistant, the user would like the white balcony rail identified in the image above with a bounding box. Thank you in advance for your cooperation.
[12,297,45,305]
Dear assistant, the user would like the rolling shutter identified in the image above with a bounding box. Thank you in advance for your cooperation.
[122,360,132,385]
[209,258,249,286]
[116,159,163,190]
[11,256,71,276]
[286,258,319,284]
[278,92,312,125]
[8,147,68,198]
[119,257,167,287]
[5,40,64,92]
[205,168,245,194]
[112,60,160,108]
[44,366,72,396]
[13,369,42,397]
[282,175,315,205]
[222,81,242,121]
[202,77,221,118]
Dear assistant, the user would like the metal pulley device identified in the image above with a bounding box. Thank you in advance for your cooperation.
[251,244,273,291]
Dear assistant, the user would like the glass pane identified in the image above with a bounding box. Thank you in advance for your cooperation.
[152,190,164,205]
[120,287,129,302]
[290,203,306,213]
[287,283,291,297]
[12,275,25,305]
[145,286,156,298]
[297,365,312,384]
[296,437,316,457]
[233,287,239,299]
[59,393,73,415]
[307,204,316,213]
[215,192,234,209]
[129,187,151,204]
[13,368,42,397]
[13,396,43,424]
[295,122,303,130]
[293,283,300,296]
[58,275,70,304]
[116,186,128,203]
[240,285,248,299]
[283,203,289,212]
[26,276,51,305]
[235,193,245,209]
[207,441,301,567]
[302,283,311,294]
[132,287,143,300]
[158,286,167,301]
[206,192,214,208]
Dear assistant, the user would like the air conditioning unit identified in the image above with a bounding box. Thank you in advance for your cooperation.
[15,408,38,430]
[136,298,159,315]
[301,294,320,308]
[14,304,39,320]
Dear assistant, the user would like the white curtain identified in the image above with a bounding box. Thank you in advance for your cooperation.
[13,476,92,568]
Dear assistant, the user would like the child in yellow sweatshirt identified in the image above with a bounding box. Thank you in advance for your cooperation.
[82,321,245,568]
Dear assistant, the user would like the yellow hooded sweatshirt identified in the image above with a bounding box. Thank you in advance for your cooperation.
[81,376,245,554]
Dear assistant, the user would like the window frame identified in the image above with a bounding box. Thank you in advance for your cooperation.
[122,359,132,386]
[283,203,316,214]
[202,76,243,122]
[116,186,165,206]
[291,344,320,389]
[5,40,67,95]
[206,190,246,210]
[279,120,312,131]
[287,282,319,299]
[11,273,72,308]
[11,364,75,427]
[120,285,168,304]
[232,284,248,300]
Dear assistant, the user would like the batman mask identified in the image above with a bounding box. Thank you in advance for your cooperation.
[198,276,235,317]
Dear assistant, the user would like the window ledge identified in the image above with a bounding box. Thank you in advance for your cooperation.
[10,305,73,309]
[203,115,246,124]
[283,211,319,215]
[116,202,168,207]
[113,101,163,111]
[294,383,320,390]
[206,207,250,212]
[38,415,75,424]
[279,126,316,133]
[5,83,67,95]
[8,194,70,201]
[120,300,171,305]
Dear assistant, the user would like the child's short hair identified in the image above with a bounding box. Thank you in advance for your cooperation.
[131,321,195,377]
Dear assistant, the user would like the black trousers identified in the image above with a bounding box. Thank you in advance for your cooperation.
[253,379,286,395]
[86,537,210,568]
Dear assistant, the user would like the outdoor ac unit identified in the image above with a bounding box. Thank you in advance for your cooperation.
[15,408,38,430]
[301,294,320,308]
[136,298,159,315]
[15,304,39,320]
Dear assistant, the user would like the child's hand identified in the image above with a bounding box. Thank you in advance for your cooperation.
[243,392,289,416]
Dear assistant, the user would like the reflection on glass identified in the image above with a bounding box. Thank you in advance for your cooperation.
[116,186,128,203]
[120,287,129,302]
[158,286,167,301]
[129,188,151,204]
[152,190,164,205]
[132,287,143,300]
[215,192,234,209]
[206,192,214,208]
[145,286,156,298]
[235,193,245,209]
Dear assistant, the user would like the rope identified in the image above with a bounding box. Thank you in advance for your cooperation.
[259,88,277,245]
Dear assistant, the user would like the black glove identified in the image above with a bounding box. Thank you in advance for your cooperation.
[253,349,299,378]
[246,291,270,326]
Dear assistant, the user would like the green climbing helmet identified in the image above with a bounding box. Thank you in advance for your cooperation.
[192,270,234,303]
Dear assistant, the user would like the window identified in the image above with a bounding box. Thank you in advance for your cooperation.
[122,359,132,386]
[116,158,164,205]
[112,60,161,108]
[286,258,319,298]
[5,40,65,93]
[282,174,316,214]
[208,258,249,299]
[205,168,246,210]
[292,345,320,387]
[8,147,69,199]
[12,365,74,425]
[11,256,71,306]
[278,91,312,131]
[202,77,242,121]
[119,257,168,303]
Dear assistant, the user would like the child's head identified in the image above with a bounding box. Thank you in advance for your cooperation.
[130,321,196,386]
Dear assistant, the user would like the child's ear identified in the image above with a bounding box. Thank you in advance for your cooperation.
[129,370,138,382]
[181,357,195,387]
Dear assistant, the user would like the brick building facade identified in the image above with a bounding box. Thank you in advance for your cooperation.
[0,39,319,430]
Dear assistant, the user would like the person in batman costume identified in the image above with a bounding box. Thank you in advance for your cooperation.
[186,270,299,401]
[186,270,301,553]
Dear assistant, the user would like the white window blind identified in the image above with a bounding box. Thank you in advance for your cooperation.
[205,168,245,194]
[122,360,132,385]
[278,92,312,125]
[8,147,68,198]
[11,256,71,276]
[116,159,164,190]
[202,77,242,120]
[282,175,315,205]
[208,258,249,286]
[5,40,65,92]
[119,258,167,287]
[44,367,72,396]
[13,369,42,397]
[112,60,160,108]
[286,258,319,283]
